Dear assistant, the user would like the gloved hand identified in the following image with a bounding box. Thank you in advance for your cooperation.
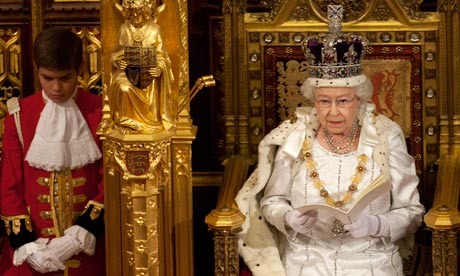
[43,225,96,263]
[343,214,390,238]
[13,238,64,273]
[44,232,82,263]
[27,250,65,273]
[285,209,318,234]
[13,238,48,266]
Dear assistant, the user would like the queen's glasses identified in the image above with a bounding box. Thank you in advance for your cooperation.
[315,96,358,108]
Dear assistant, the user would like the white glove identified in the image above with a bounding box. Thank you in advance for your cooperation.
[343,214,390,238]
[27,250,65,273]
[43,225,96,263]
[285,210,318,234]
[13,238,48,266]
[12,238,64,273]
[44,233,82,263]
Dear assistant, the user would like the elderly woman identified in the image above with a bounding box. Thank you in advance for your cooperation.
[235,5,424,276]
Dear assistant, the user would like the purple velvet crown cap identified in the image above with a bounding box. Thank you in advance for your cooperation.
[304,34,367,66]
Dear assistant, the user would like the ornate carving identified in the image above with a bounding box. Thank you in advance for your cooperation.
[431,229,459,275]
[212,228,242,276]
[0,28,22,100]
[73,27,103,95]
[173,145,191,181]
[397,0,428,20]
[222,0,232,14]
[249,0,283,22]
[104,138,170,182]
[446,230,458,274]
[289,1,312,21]
[369,1,393,21]
[126,151,150,176]
[104,136,170,276]
[0,27,22,165]
[310,0,370,22]
[177,0,189,97]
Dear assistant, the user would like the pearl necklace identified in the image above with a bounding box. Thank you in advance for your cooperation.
[302,139,368,208]
[322,121,360,154]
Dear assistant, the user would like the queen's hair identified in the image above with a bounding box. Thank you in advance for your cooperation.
[301,76,373,105]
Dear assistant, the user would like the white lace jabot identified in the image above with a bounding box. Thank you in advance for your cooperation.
[25,90,102,171]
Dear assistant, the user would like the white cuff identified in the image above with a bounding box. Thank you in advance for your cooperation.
[65,225,96,255]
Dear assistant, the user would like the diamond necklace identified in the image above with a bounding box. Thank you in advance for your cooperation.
[323,120,360,154]
[302,139,368,208]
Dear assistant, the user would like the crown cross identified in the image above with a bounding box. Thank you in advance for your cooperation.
[328,5,343,35]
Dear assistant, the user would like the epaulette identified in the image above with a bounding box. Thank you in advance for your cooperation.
[6,97,24,149]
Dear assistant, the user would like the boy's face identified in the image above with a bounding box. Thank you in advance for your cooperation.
[38,67,79,104]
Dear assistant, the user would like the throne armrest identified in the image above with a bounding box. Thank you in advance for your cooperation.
[424,154,460,275]
[205,155,251,276]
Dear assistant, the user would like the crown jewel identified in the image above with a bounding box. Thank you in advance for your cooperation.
[301,5,368,81]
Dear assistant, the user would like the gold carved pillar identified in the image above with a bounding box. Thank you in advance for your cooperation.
[100,0,196,275]
[424,154,460,276]
[223,0,249,157]
[426,2,460,273]
[438,0,460,155]
[103,133,172,275]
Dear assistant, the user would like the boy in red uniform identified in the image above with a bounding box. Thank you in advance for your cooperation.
[0,27,105,275]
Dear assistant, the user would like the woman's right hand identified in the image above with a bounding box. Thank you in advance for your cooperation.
[285,209,318,234]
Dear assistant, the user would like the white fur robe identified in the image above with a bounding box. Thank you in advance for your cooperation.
[235,104,424,276]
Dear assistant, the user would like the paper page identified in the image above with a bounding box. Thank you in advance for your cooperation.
[296,174,390,224]
[296,203,352,224]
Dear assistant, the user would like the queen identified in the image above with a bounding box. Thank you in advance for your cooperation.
[108,0,176,133]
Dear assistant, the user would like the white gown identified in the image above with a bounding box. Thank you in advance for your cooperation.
[236,104,424,276]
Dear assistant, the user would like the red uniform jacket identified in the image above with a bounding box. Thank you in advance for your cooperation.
[0,89,105,276]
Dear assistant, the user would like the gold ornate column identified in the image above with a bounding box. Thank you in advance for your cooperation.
[438,0,460,155]
[100,0,198,275]
[425,153,460,276]
[425,2,460,274]
[223,0,249,157]
[104,133,172,275]
[205,155,249,276]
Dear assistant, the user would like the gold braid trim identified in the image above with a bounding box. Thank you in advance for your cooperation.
[81,200,104,220]
[2,214,33,235]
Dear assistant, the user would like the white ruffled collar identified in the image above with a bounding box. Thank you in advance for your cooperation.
[280,103,378,160]
[25,89,102,171]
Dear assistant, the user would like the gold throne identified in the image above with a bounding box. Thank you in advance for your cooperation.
[206,1,460,275]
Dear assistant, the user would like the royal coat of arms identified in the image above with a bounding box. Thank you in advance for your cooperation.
[126,151,150,176]
[124,46,157,89]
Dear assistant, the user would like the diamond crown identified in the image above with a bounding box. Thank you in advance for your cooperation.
[301,5,369,80]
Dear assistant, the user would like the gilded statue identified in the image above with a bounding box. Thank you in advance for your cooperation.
[108,0,176,133]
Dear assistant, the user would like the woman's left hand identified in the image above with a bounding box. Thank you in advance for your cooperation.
[344,214,390,238]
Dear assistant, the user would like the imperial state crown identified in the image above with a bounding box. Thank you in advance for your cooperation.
[301,5,369,86]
